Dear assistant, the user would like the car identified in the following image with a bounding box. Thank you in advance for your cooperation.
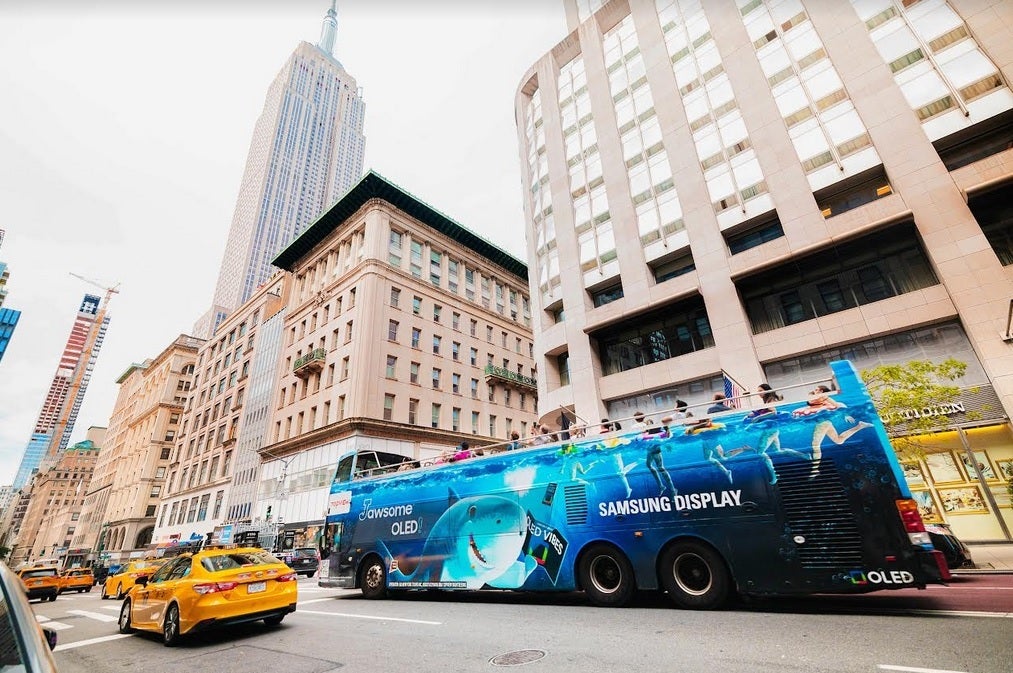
[16,565,61,602]
[282,547,319,577]
[926,523,975,569]
[0,561,60,673]
[117,546,298,646]
[58,567,94,594]
[101,559,166,600]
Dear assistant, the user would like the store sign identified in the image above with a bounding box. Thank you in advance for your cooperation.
[889,402,966,422]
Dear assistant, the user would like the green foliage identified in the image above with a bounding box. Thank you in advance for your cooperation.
[861,358,967,459]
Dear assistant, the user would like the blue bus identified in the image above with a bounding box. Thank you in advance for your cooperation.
[317,361,950,609]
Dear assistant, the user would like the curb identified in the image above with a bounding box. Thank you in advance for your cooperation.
[952,568,1013,575]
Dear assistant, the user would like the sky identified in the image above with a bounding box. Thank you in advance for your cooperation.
[0,0,563,486]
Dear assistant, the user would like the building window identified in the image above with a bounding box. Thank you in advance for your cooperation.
[593,295,714,375]
[388,320,399,342]
[471,378,479,399]
[452,341,460,361]
[432,368,441,389]
[452,407,461,431]
[651,251,696,283]
[739,221,939,333]
[389,230,403,267]
[411,328,421,349]
[452,373,461,394]
[433,335,442,355]
[433,304,442,323]
[470,347,478,366]
[452,312,460,330]
[557,352,570,387]
[408,398,418,425]
[410,241,423,278]
[431,403,441,428]
[341,357,350,380]
[469,319,477,337]
[591,283,624,307]
[390,287,401,308]
[724,211,784,255]
[383,394,395,421]
[386,355,397,379]
[968,180,1013,266]
[430,250,442,286]
[471,411,480,434]
[488,415,497,436]
[413,296,422,316]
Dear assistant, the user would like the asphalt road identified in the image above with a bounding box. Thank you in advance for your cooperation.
[31,575,1013,673]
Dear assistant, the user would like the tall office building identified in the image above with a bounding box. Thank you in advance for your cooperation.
[195,2,366,338]
[0,229,22,364]
[12,294,111,489]
[516,0,1013,540]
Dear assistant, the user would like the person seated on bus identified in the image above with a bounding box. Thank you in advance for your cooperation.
[707,393,733,414]
[507,430,523,451]
[450,441,473,462]
[792,385,843,416]
[632,411,648,431]
[569,424,587,439]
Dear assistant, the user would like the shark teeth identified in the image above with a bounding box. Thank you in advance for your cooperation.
[469,533,487,565]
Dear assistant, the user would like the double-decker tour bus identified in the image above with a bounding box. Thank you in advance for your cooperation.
[317,361,950,609]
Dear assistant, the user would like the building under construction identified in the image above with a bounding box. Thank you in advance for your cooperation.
[5,287,113,565]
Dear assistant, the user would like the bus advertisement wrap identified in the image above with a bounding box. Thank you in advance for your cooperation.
[320,361,949,608]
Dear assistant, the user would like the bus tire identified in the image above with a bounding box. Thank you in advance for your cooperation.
[359,556,387,600]
[659,540,731,610]
[578,543,635,607]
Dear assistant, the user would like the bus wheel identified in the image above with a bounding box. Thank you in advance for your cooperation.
[360,556,388,600]
[660,541,730,610]
[578,543,634,607]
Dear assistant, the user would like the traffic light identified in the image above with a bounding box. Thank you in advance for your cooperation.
[266,505,273,521]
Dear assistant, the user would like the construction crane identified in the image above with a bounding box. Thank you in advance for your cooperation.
[41,274,121,465]
[69,272,120,309]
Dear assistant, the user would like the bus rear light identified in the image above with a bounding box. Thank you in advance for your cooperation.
[895,499,926,533]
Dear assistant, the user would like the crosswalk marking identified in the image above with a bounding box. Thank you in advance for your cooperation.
[35,616,74,631]
[100,605,120,612]
[66,609,118,623]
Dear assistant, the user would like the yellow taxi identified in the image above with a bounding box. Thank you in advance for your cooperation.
[117,546,297,646]
[101,559,165,600]
[16,565,61,602]
[59,567,94,594]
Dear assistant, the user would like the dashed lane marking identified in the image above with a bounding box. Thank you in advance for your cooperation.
[34,616,73,631]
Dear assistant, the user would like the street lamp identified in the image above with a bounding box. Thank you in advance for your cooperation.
[274,459,290,552]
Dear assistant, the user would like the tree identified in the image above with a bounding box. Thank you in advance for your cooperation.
[861,358,969,459]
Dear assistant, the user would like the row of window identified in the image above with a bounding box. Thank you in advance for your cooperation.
[157,490,225,529]
[380,394,534,439]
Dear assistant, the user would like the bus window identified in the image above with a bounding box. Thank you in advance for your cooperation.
[335,455,354,484]
[354,452,380,478]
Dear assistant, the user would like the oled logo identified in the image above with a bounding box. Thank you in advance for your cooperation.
[847,569,914,585]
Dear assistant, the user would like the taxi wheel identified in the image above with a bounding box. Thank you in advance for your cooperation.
[118,600,134,634]
[162,604,181,647]
[115,584,125,600]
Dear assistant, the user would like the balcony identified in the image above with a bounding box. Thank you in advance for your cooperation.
[293,348,326,378]
[484,365,537,391]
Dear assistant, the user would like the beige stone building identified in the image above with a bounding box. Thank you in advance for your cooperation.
[516,0,1013,541]
[243,171,535,547]
[73,335,200,564]
[153,280,286,545]
[12,428,103,566]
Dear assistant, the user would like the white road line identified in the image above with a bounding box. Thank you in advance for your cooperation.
[901,609,1013,619]
[298,597,337,606]
[926,586,1013,591]
[298,609,441,625]
[878,665,969,673]
[54,634,132,652]
[99,605,121,612]
[66,609,118,623]
[35,616,74,631]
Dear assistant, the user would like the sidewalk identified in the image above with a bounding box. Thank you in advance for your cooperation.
[953,543,1013,573]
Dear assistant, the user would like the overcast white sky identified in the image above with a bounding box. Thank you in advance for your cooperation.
[0,0,562,486]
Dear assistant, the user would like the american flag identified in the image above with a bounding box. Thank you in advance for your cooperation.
[722,372,746,408]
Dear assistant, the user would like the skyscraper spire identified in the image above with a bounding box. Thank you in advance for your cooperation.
[318,0,337,55]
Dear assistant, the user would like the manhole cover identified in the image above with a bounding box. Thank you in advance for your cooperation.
[490,649,546,666]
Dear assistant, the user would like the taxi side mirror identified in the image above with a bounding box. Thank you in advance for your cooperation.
[135,576,149,587]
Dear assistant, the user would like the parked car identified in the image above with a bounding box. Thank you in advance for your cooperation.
[117,546,298,646]
[16,565,61,602]
[926,523,975,569]
[101,559,166,600]
[282,547,320,577]
[58,567,94,594]
[0,561,59,672]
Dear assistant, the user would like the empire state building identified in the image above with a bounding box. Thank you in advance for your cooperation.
[196,2,366,337]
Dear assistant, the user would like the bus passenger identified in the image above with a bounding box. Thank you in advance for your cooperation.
[507,430,522,451]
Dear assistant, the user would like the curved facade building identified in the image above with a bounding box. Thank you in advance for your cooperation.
[516,0,1013,541]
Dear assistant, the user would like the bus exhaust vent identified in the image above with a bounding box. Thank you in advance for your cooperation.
[775,459,863,569]
[563,485,588,525]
